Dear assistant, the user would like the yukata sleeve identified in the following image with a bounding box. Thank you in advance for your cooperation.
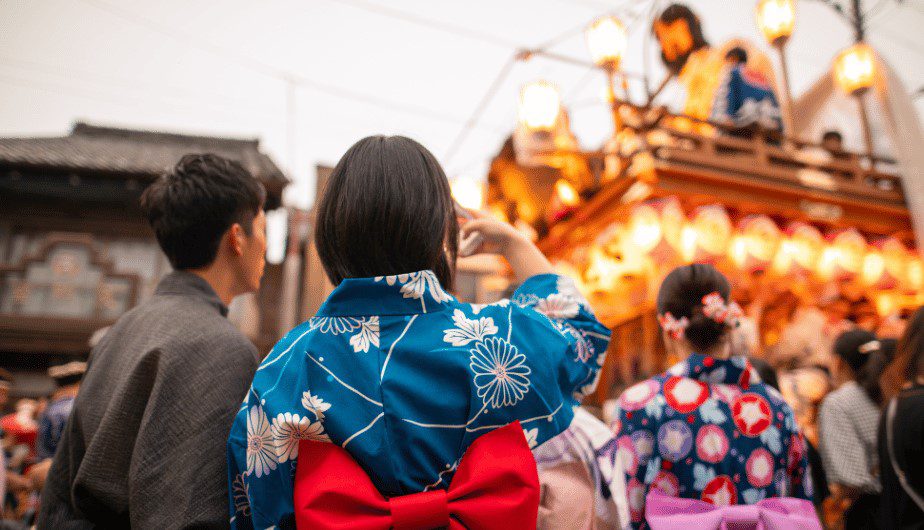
[610,383,662,530]
[511,273,611,399]
[228,408,255,530]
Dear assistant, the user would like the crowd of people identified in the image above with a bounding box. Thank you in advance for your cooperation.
[0,137,919,529]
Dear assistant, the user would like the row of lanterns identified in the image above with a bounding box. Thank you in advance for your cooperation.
[592,198,922,291]
[516,1,878,135]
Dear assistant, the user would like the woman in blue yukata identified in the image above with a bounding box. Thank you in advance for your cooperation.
[226,135,612,529]
[611,264,814,528]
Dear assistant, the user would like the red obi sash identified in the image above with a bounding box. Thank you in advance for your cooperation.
[294,420,540,529]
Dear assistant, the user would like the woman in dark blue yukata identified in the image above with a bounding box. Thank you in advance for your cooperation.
[226,135,611,529]
[611,263,814,528]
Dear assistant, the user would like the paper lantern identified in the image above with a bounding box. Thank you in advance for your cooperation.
[817,228,866,280]
[863,238,907,289]
[623,198,685,261]
[756,0,796,46]
[585,15,628,70]
[904,257,924,292]
[684,205,733,263]
[773,222,823,275]
[833,43,876,96]
[518,81,561,131]
[554,179,580,207]
[731,215,781,272]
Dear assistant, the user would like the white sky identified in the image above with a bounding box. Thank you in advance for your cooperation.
[2,0,923,214]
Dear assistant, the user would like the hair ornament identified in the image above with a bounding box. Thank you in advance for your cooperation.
[701,292,743,327]
[658,312,690,340]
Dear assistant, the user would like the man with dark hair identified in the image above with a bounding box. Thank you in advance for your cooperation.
[38,154,267,528]
[725,46,748,65]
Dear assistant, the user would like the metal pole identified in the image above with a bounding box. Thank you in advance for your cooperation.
[607,69,622,135]
[775,41,795,137]
[856,93,875,157]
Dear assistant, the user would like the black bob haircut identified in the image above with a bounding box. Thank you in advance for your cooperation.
[657,263,733,352]
[315,135,458,288]
[140,153,266,270]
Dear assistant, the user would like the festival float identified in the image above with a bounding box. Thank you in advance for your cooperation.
[479,1,924,405]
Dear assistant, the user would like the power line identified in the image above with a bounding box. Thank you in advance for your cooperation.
[443,55,518,164]
[74,0,505,130]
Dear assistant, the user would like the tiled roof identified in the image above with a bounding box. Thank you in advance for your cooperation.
[0,122,288,187]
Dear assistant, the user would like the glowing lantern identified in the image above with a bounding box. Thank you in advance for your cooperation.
[450,178,484,211]
[773,222,823,275]
[732,215,781,272]
[863,238,907,289]
[690,204,732,262]
[876,293,899,317]
[905,257,924,292]
[554,179,580,207]
[518,81,561,131]
[624,198,685,261]
[756,0,796,46]
[818,229,866,280]
[585,15,628,70]
[833,43,876,96]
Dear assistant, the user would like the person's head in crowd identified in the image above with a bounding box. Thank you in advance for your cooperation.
[653,3,709,74]
[48,361,86,393]
[315,135,458,288]
[725,46,748,67]
[833,329,888,405]
[656,263,739,356]
[821,130,844,153]
[140,153,267,301]
[882,306,924,402]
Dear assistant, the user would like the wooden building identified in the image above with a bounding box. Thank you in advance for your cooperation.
[0,122,288,396]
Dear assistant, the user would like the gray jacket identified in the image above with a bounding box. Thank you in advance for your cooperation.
[38,271,259,529]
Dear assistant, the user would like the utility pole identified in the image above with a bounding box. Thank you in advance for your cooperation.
[852,0,876,156]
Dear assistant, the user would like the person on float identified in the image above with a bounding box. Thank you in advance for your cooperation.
[227,135,611,529]
[611,263,814,528]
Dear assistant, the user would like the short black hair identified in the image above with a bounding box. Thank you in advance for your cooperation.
[657,263,733,352]
[822,130,843,142]
[140,153,266,270]
[315,135,458,287]
[725,47,748,64]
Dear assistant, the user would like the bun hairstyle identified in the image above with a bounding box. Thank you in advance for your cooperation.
[657,263,737,352]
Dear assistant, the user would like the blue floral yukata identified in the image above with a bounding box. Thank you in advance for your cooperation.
[227,270,610,529]
[609,353,812,528]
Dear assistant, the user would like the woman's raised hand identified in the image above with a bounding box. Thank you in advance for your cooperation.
[458,215,553,283]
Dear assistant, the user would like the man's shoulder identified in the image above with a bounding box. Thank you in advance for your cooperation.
[108,293,257,362]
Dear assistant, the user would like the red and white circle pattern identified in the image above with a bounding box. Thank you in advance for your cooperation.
[746,448,775,488]
[615,435,639,476]
[696,425,730,464]
[664,376,709,414]
[652,471,680,497]
[731,394,772,437]
[618,380,660,411]
[701,475,737,506]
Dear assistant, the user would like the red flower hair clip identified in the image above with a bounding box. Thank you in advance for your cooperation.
[701,292,743,326]
[658,312,690,340]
